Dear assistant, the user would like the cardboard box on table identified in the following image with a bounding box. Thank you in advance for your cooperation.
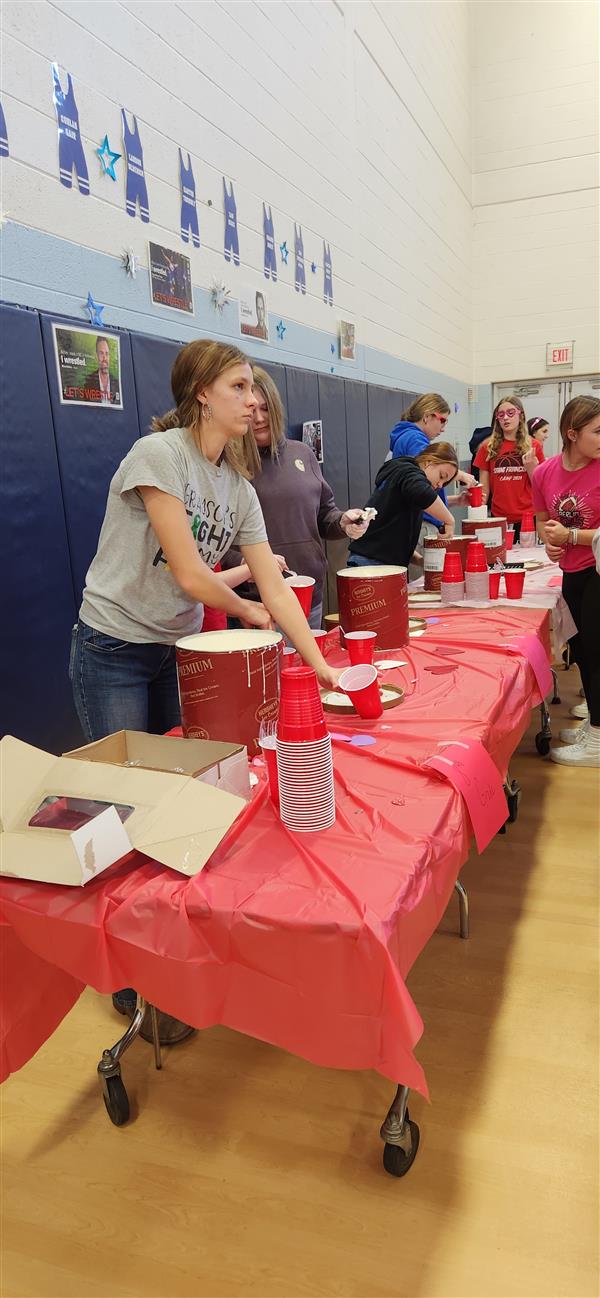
[63,730,251,799]
[0,735,246,888]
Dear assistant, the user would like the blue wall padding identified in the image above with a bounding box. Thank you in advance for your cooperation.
[0,304,82,751]
[130,331,181,437]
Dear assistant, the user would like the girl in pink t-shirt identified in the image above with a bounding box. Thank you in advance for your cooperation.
[532,395,600,767]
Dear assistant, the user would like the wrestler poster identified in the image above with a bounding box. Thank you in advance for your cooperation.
[52,324,123,408]
[149,240,194,314]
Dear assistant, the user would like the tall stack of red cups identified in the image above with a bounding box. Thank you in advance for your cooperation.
[440,550,465,603]
[275,667,335,832]
[464,541,490,600]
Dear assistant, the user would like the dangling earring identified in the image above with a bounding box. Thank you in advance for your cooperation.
[202,403,213,421]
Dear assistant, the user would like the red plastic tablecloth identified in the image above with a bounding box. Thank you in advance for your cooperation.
[0,607,551,1096]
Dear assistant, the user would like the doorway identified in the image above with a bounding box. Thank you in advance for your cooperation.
[492,375,600,459]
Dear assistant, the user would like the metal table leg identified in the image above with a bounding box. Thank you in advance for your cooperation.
[454,878,469,939]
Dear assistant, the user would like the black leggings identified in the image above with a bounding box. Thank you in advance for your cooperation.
[562,566,600,726]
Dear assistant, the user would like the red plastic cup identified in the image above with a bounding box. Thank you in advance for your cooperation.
[468,485,483,507]
[338,664,383,719]
[344,630,377,665]
[258,738,279,810]
[442,551,464,579]
[312,628,327,644]
[277,666,328,741]
[285,575,315,617]
[521,512,534,534]
[465,541,488,572]
[505,529,515,550]
[504,568,525,599]
[488,571,501,599]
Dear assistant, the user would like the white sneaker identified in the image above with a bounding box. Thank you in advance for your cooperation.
[558,719,590,745]
[550,727,600,767]
[570,701,589,719]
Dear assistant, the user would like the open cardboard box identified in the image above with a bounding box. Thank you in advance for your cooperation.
[0,735,247,887]
[63,731,250,800]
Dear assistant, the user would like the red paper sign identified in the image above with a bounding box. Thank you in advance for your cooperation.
[503,633,552,699]
[547,575,562,588]
[423,740,507,852]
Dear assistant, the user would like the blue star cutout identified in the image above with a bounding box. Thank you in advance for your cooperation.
[310,261,317,274]
[279,241,289,265]
[276,319,287,341]
[96,134,121,181]
[86,291,105,326]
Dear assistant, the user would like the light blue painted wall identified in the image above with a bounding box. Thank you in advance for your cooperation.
[1,220,477,456]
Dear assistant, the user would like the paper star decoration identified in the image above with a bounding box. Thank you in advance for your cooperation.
[121,248,137,278]
[279,241,289,264]
[86,291,105,326]
[209,277,232,313]
[97,135,121,181]
[310,261,317,274]
[276,319,287,341]
[330,343,336,354]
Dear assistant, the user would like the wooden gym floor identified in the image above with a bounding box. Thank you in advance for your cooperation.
[1,665,598,1298]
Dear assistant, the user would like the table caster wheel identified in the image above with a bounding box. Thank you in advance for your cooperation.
[102,1073,130,1126]
[535,732,550,756]
[506,780,521,823]
[382,1112,420,1177]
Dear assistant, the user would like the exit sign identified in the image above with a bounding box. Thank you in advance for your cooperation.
[546,341,574,368]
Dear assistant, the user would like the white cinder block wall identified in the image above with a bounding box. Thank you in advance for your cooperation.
[0,1,472,389]
[1,0,597,423]
[472,0,600,384]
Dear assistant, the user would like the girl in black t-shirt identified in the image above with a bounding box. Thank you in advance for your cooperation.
[348,443,459,568]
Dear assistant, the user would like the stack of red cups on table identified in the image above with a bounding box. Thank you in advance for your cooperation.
[275,667,335,832]
[440,550,465,603]
[464,542,490,600]
[520,511,536,549]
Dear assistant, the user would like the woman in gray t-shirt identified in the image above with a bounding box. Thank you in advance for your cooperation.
[71,339,340,748]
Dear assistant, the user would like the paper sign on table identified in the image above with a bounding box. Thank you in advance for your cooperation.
[547,575,562,588]
[423,740,507,852]
[71,805,133,883]
[503,633,553,699]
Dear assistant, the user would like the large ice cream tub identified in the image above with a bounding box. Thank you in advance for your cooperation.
[462,516,508,566]
[336,565,408,649]
[176,629,282,757]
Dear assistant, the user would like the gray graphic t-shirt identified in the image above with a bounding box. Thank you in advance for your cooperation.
[80,427,267,642]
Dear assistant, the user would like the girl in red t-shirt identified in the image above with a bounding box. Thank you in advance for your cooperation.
[533,395,600,768]
[474,396,544,535]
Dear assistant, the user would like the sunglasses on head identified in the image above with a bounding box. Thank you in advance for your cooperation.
[433,412,448,426]
[497,408,519,420]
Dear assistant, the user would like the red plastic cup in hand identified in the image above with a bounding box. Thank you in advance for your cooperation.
[488,571,501,599]
[277,666,328,741]
[504,568,525,600]
[285,575,315,617]
[344,630,377,665]
[338,663,383,719]
[465,541,488,572]
[468,485,483,507]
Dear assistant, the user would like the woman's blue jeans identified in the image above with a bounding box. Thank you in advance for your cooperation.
[346,554,374,568]
[69,620,181,742]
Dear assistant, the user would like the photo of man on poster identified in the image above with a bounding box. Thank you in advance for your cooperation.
[86,336,120,404]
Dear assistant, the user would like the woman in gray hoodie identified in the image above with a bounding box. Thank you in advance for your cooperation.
[224,367,370,627]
